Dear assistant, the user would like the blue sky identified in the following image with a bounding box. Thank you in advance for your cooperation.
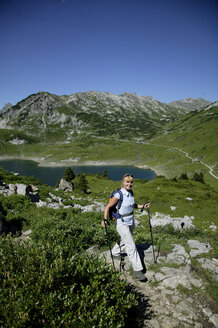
[0,0,217,109]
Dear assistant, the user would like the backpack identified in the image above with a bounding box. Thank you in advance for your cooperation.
[108,189,123,221]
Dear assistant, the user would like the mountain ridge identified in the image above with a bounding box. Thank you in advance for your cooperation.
[0,91,212,141]
[0,91,212,112]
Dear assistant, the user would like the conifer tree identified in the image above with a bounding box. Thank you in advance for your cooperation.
[63,167,76,182]
[76,174,89,193]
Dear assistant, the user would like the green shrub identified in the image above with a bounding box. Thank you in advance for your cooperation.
[0,237,137,328]
[0,195,36,235]
[30,210,117,252]
[193,171,205,184]
[179,172,188,180]
[63,167,76,182]
[74,174,89,193]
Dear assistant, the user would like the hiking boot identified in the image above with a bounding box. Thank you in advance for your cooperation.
[133,270,148,282]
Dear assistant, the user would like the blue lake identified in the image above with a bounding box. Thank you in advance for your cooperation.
[0,159,156,187]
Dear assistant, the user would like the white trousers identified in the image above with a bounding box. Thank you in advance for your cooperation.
[112,219,143,271]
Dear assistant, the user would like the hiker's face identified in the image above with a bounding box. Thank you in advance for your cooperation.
[123,178,133,191]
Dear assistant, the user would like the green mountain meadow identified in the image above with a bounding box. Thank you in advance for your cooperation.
[0,92,217,326]
[0,166,217,326]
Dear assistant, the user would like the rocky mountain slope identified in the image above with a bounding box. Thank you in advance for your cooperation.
[0,91,211,141]
[168,97,211,110]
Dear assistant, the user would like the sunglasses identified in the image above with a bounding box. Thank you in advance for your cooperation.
[124,174,134,178]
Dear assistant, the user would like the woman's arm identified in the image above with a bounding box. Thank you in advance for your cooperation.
[101,196,119,227]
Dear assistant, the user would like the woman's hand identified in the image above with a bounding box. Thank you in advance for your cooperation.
[140,202,151,212]
[101,219,107,228]
[144,202,150,208]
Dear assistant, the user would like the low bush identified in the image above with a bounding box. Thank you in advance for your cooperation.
[0,237,137,328]
[30,210,117,252]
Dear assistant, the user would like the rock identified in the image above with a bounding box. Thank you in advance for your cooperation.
[210,314,218,327]
[158,316,180,328]
[147,318,160,328]
[29,184,38,192]
[171,295,181,304]
[58,178,74,192]
[166,244,190,265]
[8,184,17,193]
[22,229,32,236]
[155,272,166,282]
[151,212,195,230]
[187,240,212,257]
[47,203,62,209]
[158,266,203,289]
[86,245,99,254]
[63,205,73,209]
[49,192,62,203]
[73,202,105,212]
[36,200,48,208]
[197,258,218,281]
[16,184,30,196]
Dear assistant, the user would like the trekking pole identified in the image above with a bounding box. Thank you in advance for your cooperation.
[147,208,157,263]
[104,220,115,268]
[141,205,157,264]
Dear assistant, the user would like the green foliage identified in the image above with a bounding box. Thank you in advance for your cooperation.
[102,169,109,178]
[0,194,36,234]
[63,167,76,182]
[192,171,205,184]
[30,210,112,252]
[179,172,188,180]
[74,174,89,193]
[0,237,137,328]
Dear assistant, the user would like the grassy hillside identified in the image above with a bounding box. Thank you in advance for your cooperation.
[144,106,218,189]
[151,106,218,167]
[0,168,218,325]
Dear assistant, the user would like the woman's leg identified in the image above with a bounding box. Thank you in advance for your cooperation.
[112,220,143,271]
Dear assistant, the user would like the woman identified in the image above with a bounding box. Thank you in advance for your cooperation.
[101,174,150,281]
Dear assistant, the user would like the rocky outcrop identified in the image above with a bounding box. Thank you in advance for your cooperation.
[0,182,39,201]
[99,239,218,328]
[58,178,74,192]
[168,97,211,110]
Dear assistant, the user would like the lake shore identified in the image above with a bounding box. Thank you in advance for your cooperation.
[0,155,163,176]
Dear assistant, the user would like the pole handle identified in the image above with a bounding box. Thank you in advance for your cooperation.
[140,202,150,213]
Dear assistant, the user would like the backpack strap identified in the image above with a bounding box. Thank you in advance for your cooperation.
[116,189,123,211]
[109,189,123,221]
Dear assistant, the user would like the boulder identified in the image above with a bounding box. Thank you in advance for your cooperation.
[15,184,30,196]
[197,258,218,281]
[58,178,74,192]
[9,184,17,193]
[187,240,212,257]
